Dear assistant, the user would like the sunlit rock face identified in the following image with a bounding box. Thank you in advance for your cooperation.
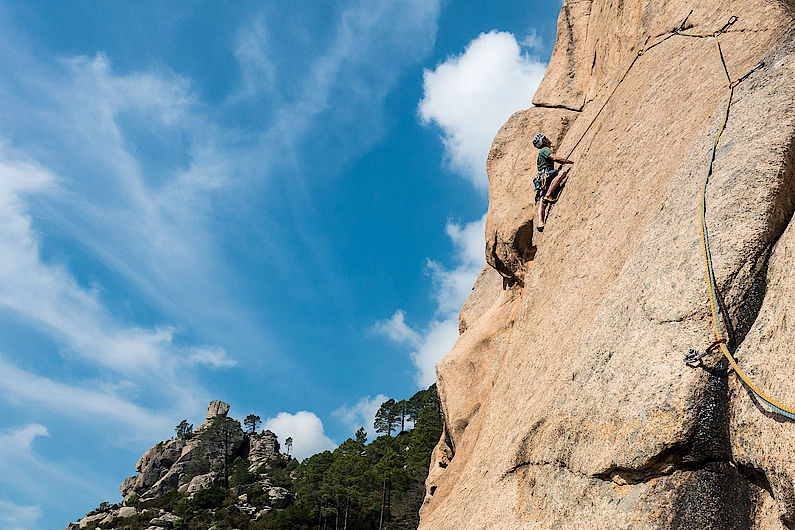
[206,399,231,420]
[119,401,284,501]
[420,1,795,528]
[248,429,281,472]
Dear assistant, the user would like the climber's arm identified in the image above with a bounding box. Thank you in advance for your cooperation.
[550,153,573,164]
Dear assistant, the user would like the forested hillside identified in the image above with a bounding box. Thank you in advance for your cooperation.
[67,385,442,530]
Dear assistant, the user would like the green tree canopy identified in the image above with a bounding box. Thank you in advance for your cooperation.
[175,419,193,438]
[243,413,261,433]
[355,427,367,445]
[374,398,400,436]
[407,402,444,478]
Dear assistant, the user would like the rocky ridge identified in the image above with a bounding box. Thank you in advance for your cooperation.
[65,401,291,529]
[119,400,283,502]
[421,0,795,528]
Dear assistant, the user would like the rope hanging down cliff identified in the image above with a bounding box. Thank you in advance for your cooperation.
[561,15,795,420]
[676,23,795,421]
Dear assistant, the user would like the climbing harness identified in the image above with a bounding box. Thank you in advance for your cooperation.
[534,169,550,194]
[560,14,795,419]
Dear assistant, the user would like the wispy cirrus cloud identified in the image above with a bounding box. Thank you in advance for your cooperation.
[0,499,42,530]
[0,149,231,384]
[0,423,49,453]
[0,355,176,438]
[0,1,448,524]
[0,423,109,527]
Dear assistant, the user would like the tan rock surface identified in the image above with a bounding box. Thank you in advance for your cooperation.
[206,399,230,420]
[485,107,577,285]
[421,1,795,528]
[248,429,281,471]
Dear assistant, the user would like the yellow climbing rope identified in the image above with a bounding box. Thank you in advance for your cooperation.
[677,22,795,420]
[562,15,794,419]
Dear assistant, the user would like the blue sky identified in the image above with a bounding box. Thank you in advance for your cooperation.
[0,1,561,527]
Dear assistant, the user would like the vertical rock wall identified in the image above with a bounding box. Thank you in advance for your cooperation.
[421,1,795,528]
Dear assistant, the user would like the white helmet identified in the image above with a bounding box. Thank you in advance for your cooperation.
[532,133,546,149]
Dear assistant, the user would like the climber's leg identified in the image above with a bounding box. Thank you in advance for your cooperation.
[546,167,570,199]
[536,192,546,231]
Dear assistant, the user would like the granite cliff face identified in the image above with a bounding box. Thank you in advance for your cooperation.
[421,1,795,528]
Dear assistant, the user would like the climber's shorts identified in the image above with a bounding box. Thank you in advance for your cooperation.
[535,168,559,201]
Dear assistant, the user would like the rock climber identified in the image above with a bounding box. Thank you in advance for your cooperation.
[533,133,573,232]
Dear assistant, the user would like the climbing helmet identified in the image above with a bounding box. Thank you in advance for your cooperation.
[532,133,546,149]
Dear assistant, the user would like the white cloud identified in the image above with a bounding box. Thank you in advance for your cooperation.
[0,4,448,523]
[187,346,237,369]
[409,315,462,388]
[389,29,548,385]
[0,424,49,454]
[332,394,391,439]
[237,0,441,162]
[0,424,112,524]
[520,29,544,53]
[263,411,336,461]
[377,215,486,387]
[0,93,235,380]
[0,149,225,424]
[0,355,175,439]
[0,499,42,530]
[234,18,277,99]
[418,30,547,190]
[427,216,486,314]
[0,42,270,358]
[372,311,421,347]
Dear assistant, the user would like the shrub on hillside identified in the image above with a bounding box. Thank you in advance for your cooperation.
[191,486,229,509]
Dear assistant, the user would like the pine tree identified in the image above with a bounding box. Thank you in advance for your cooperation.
[175,419,193,438]
[243,413,261,433]
[200,417,242,488]
[394,400,409,433]
[374,398,400,436]
[407,403,444,478]
[355,427,367,445]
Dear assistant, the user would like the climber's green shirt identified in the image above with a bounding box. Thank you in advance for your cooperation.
[537,146,554,171]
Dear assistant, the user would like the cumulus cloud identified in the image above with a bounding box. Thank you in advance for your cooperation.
[377,215,486,387]
[264,411,336,461]
[372,311,421,347]
[332,394,391,439]
[427,216,486,314]
[418,30,546,190]
[407,316,462,388]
